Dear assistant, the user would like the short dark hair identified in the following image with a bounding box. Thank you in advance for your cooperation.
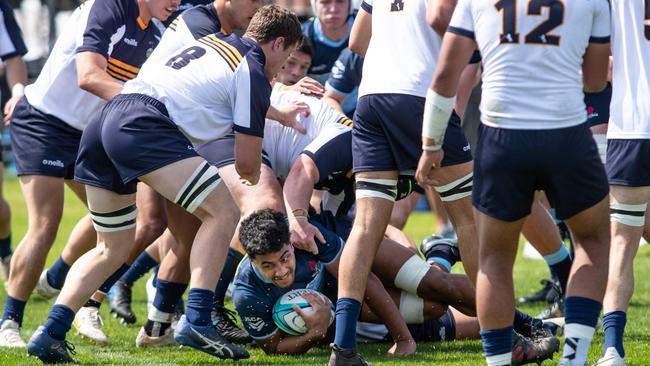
[244,5,304,50]
[239,209,290,258]
[297,37,314,59]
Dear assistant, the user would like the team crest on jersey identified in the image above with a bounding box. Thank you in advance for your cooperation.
[244,317,265,331]
[390,0,404,12]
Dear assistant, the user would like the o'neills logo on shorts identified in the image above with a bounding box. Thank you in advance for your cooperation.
[42,159,64,168]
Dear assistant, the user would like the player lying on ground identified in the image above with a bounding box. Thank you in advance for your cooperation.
[233,209,560,365]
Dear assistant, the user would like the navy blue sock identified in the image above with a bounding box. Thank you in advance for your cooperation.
[513,309,533,334]
[186,288,214,326]
[213,248,244,308]
[121,252,157,286]
[564,296,601,328]
[153,280,188,314]
[480,326,513,365]
[603,311,626,358]
[543,245,572,294]
[0,234,11,258]
[334,298,361,349]
[2,296,26,326]
[44,304,75,341]
[425,245,458,272]
[98,264,130,294]
[46,256,71,290]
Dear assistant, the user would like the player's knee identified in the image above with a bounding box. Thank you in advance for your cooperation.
[422,300,448,321]
[29,214,63,243]
[174,161,221,214]
[136,214,168,243]
[399,291,445,324]
[90,204,138,233]
[434,172,473,203]
[355,177,398,202]
[394,255,429,295]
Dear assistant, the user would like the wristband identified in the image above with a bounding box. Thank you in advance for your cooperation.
[11,83,24,98]
[291,208,308,217]
[421,144,440,152]
[422,89,455,150]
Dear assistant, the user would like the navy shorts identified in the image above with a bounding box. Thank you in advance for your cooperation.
[473,122,609,221]
[607,139,650,187]
[352,94,472,174]
[195,133,272,168]
[75,94,198,194]
[10,97,82,179]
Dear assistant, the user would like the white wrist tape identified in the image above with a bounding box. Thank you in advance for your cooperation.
[11,83,24,98]
[422,89,456,151]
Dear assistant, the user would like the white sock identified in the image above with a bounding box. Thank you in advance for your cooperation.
[485,352,511,366]
[562,323,595,365]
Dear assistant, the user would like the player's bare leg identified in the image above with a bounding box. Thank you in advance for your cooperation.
[600,186,650,363]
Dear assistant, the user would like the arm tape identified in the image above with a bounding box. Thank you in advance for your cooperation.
[422,89,456,150]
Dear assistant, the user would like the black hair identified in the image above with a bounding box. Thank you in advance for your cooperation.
[239,209,290,258]
[297,37,314,60]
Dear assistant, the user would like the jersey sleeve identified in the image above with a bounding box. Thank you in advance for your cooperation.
[0,0,27,60]
[76,0,127,57]
[360,0,372,13]
[233,287,278,340]
[325,49,363,96]
[589,0,610,43]
[232,49,271,137]
[309,219,344,264]
[447,0,474,40]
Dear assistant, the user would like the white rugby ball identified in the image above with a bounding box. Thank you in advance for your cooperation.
[272,288,335,335]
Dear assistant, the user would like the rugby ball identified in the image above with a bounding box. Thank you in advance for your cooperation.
[272,289,335,336]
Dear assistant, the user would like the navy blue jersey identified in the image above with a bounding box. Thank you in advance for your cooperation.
[24,0,162,130]
[0,0,27,60]
[325,48,363,118]
[585,82,612,127]
[302,15,355,84]
[232,219,343,340]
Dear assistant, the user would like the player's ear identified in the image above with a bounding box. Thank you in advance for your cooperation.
[273,36,286,51]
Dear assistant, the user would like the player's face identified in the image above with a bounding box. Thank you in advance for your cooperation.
[275,51,312,86]
[146,0,180,21]
[316,0,349,30]
[266,41,299,80]
[230,0,263,30]
[252,244,296,288]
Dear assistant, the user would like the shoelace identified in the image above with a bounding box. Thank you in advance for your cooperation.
[87,309,104,329]
[4,328,24,344]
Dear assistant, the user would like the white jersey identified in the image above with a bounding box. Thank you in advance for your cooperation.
[357,0,440,98]
[608,1,650,139]
[122,33,271,143]
[450,0,610,130]
[263,90,351,180]
[24,0,161,130]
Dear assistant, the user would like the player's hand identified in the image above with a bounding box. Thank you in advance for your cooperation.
[415,150,444,188]
[276,101,309,134]
[238,167,261,186]
[3,95,21,125]
[289,77,325,98]
[293,292,331,338]
[387,338,417,357]
[288,218,323,255]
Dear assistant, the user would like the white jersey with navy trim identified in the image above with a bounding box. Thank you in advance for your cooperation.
[24,0,160,131]
[263,90,352,180]
[357,0,441,98]
[123,33,271,143]
[143,3,222,72]
[608,0,650,139]
[449,0,610,130]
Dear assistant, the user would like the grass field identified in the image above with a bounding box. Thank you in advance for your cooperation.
[1,175,649,365]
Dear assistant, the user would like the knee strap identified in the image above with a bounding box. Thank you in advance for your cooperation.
[355,178,398,202]
[434,172,473,202]
[399,291,424,324]
[90,204,138,233]
[174,161,221,213]
[610,202,647,227]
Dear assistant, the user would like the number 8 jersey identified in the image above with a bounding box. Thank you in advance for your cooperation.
[449,0,610,130]
[122,32,270,143]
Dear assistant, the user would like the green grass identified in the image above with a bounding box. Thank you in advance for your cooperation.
[1,174,650,365]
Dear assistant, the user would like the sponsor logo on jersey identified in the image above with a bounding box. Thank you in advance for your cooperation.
[42,159,64,168]
[123,38,138,47]
[245,317,265,331]
[587,106,599,121]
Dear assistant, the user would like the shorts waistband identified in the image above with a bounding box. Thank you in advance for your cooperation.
[114,94,169,117]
